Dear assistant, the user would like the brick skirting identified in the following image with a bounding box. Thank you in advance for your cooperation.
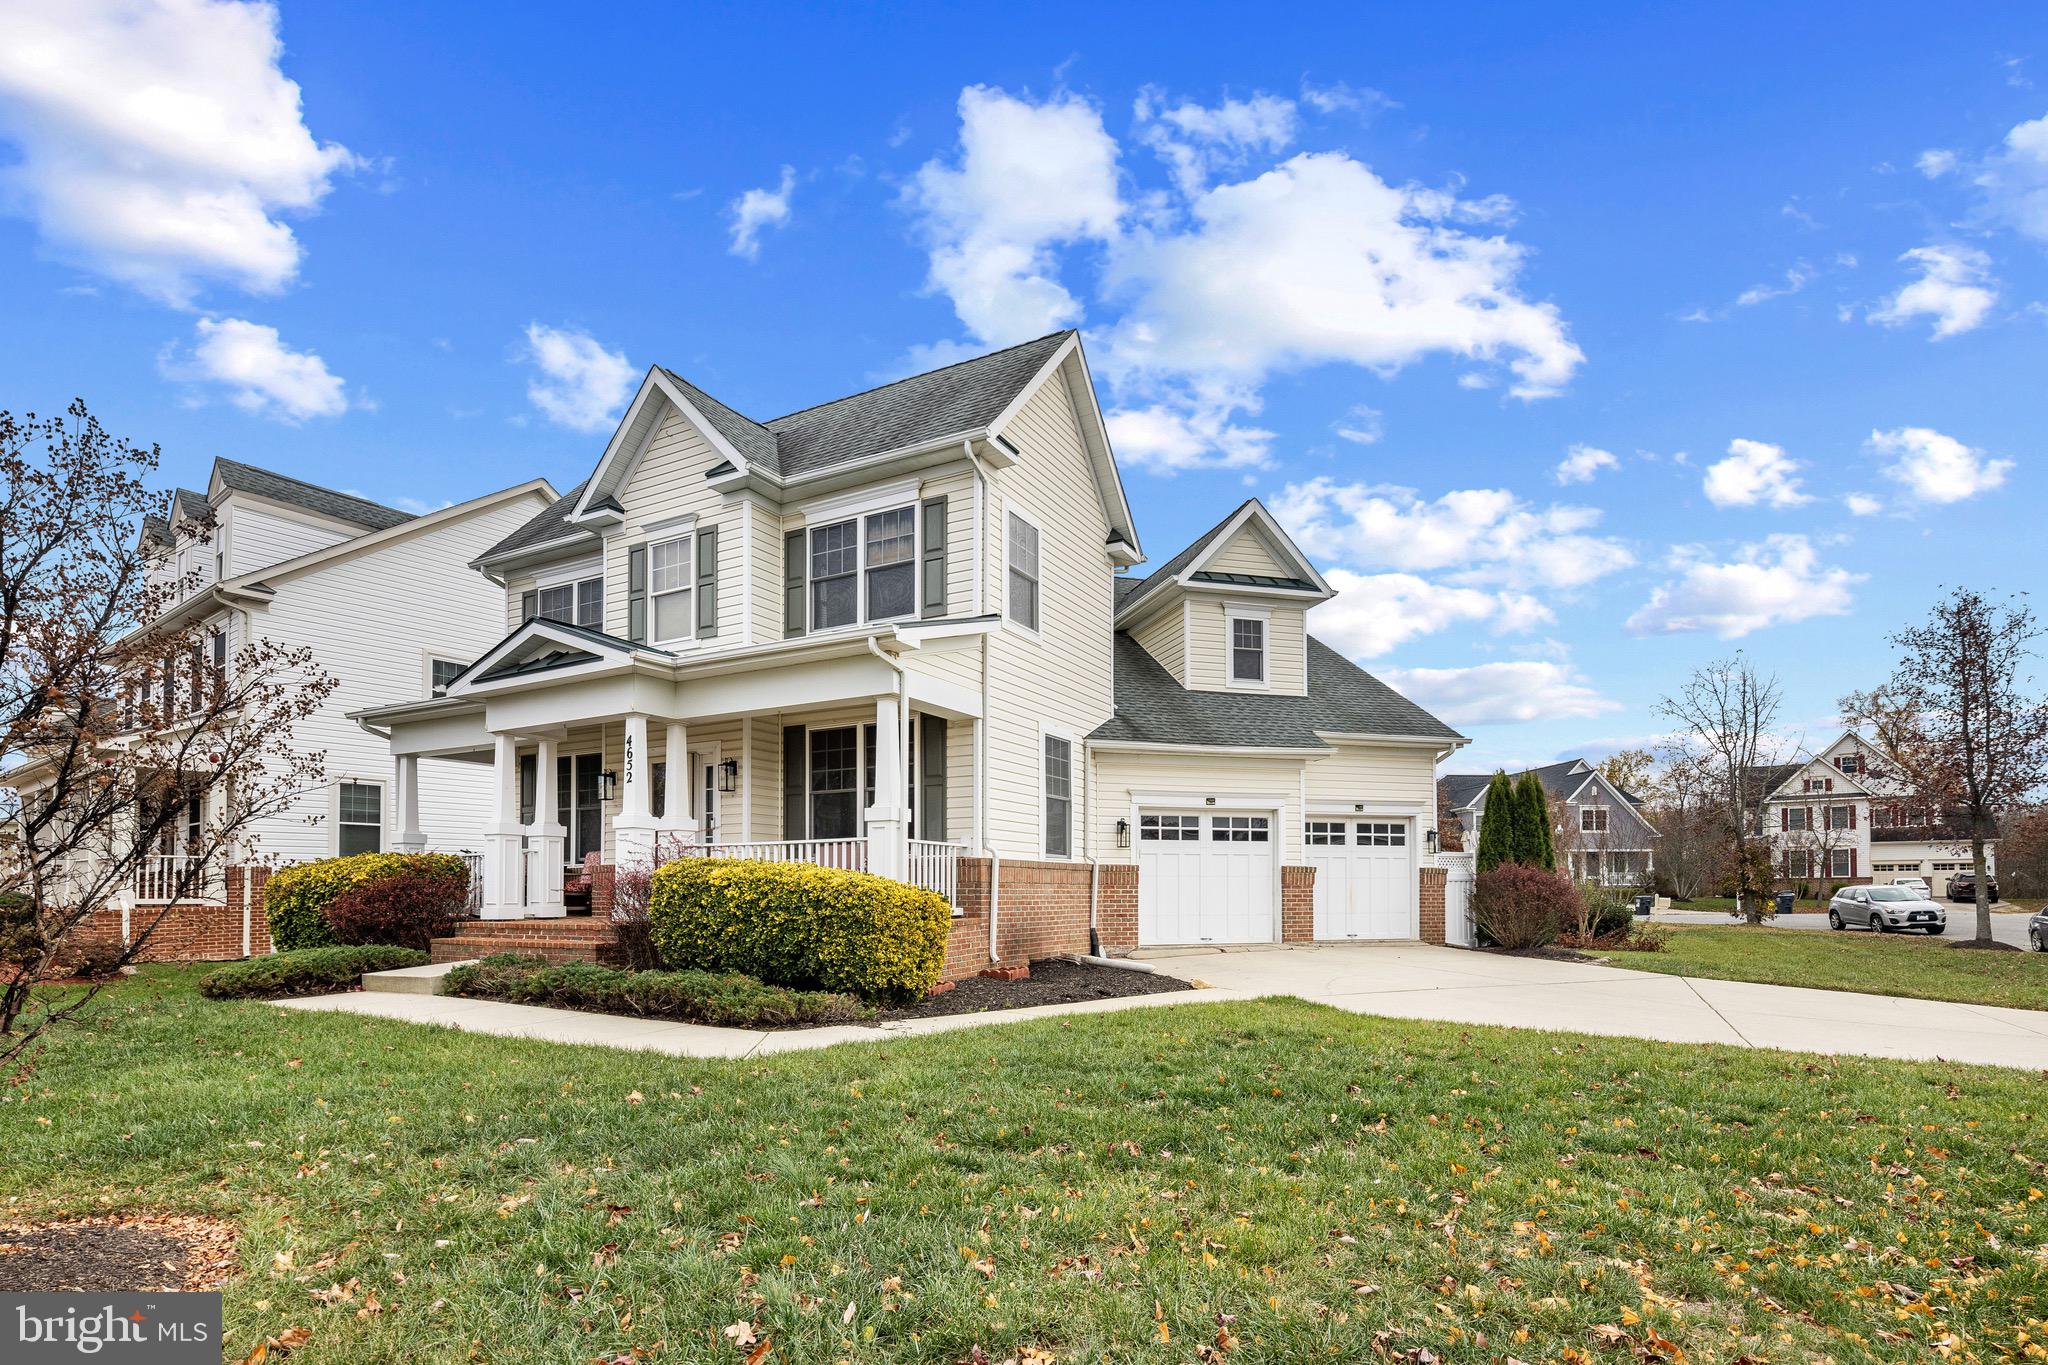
[430,917,621,965]
[1419,865,1447,945]
[944,857,1100,980]
[65,865,273,964]
[1280,865,1316,942]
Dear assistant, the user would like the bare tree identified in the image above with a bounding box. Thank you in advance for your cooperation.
[1657,656,1786,923]
[1642,752,1720,901]
[1433,781,1465,853]
[1846,589,2048,947]
[0,402,336,1065]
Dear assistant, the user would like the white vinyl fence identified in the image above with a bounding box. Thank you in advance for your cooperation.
[1437,852,1475,947]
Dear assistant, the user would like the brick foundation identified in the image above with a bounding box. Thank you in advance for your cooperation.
[1419,866,1446,945]
[61,864,273,964]
[1095,863,1138,952]
[1280,865,1316,942]
[943,857,1099,980]
[430,917,620,965]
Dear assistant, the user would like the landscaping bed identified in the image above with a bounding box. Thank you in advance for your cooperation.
[877,957,1195,1020]
[0,1213,239,1292]
[442,955,870,1028]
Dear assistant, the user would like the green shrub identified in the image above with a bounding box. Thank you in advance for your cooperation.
[198,945,428,999]
[1581,886,1637,940]
[265,852,469,950]
[0,890,39,965]
[1472,863,1578,951]
[647,858,950,1003]
[442,954,869,1027]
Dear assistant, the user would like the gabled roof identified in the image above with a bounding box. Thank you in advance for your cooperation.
[1440,759,1593,812]
[1114,500,1254,616]
[1113,498,1327,622]
[476,480,598,567]
[1089,633,1464,750]
[210,457,414,531]
[450,616,672,693]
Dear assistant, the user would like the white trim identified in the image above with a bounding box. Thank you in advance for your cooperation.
[1002,498,1044,640]
[1178,501,1333,598]
[646,528,697,649]
[1095,741,1334,758]
[641,512,698,539]
[1223,602,1271,690]
[571,369,753,521]
[1039,722,1078,860]
[422,650,467,698]
[797,477,921,526]
[534,556,603,589]
[1130,793,1286,944]
[1180,599,1193,681]
[984,335,1143,562]
[333,777,386,857]
[801,497,923,633]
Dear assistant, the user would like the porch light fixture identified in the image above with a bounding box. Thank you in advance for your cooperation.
[599,769,618,802]
[718,758,739,793]
[1425,828,1440,856]
[1115,818,1130,849]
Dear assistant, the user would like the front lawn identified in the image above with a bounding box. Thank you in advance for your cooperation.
[1599,924,2048,1011]
[2,969,2043,1363]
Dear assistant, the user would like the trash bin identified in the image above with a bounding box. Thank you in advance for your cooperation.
[1774,890,1796,916]
[1633,894,1655,918]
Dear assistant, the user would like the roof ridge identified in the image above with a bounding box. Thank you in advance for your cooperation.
[657,368,773,433]
[759,329,1074,426]
[213,457,414,522]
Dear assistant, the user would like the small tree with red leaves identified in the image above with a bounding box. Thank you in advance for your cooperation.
[0,402,336,1064]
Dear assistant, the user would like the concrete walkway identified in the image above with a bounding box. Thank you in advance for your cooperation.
[276,944,2048,1070]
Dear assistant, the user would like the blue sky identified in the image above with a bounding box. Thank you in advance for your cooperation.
[2,2,2043,771]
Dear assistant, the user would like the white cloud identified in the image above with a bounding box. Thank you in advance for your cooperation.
[1272,477,1633,591]
[904,85,1122,344]
[1332,404,1383,446]
[1865,425,2013,503]
[727,165,795,260]
[1299,80,1396,118]
[1308,568,1551,660]
[0,0,357,306]
[1734,262,1814,308]
[521,323,635,433]
[1844,491,1884,516]
[1916,147,1958,178]
[1378,660,1619,726]
[164,316,346,421]
[1702,437,1810,509]
[1972,112,2048,241]
[1103,401,1273,473]
[903,86,1582,472]
[1553,444,1617,485]
[1867,244,1997,338]
[1625,535,1861,638]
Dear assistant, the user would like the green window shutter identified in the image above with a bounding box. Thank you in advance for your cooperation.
[918,715,948,842]
[920,496,947,619]
[627,545,647,643]
[696,525,719,638]
[520,590,538,623]
[781,724,806,838]
[783,529,806,637]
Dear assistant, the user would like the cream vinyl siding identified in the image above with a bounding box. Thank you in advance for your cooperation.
[903,637,982,694]
[1130,603,1187,684]
[1203,528,1292,577]
[922,464,977,615]
[1091,748,1309,863]
[503,573,536,630]
[744,499,781,643]
[223,500,355,576]
[604,408,733,641]
[980,369,1116,857]
[237,492,553,864]
[1185,600,1307,695]
[1303,742,1439,812]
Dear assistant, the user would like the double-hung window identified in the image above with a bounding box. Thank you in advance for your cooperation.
[1007,512,1040,632]
[806,506,919,631]
[863,508,916,621]
[1580,806,1608,833]
[649,533,695,643]
[809,727,859,839]
[535,576,602,628]
[809,520,860,630]
[1230,615,1266,684]
[338,782,382,856]
[1042,734,1072,857]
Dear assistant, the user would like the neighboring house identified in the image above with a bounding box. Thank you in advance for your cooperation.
[1755,730,1997,895]
[355,331,1470,972]
[4,459,557,958]
[1438,760,1657,886]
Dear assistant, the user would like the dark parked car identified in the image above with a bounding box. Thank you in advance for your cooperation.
[1946,869,2000,903]
[2030,906,2047,952]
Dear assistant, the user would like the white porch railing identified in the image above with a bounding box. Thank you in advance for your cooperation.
[907,839,965,904]
[133,854,214,903]
[670,838,869,871]
[456,851,484,915]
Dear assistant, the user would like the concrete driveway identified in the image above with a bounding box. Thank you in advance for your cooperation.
[1652,909,2036,948]
[1147,944,2048,1070]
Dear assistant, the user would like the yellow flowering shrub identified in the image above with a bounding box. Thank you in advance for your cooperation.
[265,852,469,950]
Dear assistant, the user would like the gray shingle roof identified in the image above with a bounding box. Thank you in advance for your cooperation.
[1090,632,1464,749]
[477,480,600,565]
[213,458,414,531]
[658,369,781,473]
[1113,499,1255,617]
[1440,760,1589,812]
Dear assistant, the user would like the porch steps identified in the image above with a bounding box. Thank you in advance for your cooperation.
[429,916,620,966]
[362,960,475,995]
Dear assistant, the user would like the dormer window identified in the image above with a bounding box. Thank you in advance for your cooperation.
[1835,753,1862,775]
[1231,617,1265,683]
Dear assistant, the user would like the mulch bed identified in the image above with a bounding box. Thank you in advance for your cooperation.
[0,1213,239,1292]
[878,957,1194,1021]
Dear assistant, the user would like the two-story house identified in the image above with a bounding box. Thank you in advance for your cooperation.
[1757,730,1997,896]
[1438,760,1658,885]
[354,331,1469,971]
[5,459,557,959]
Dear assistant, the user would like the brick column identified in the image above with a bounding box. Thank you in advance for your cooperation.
[590,863,616,918]
[1096,862,1138,952]
[1419,866,1447,945]
[1280,865,1316,941]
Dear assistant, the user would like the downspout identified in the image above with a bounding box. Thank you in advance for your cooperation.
[962,439,990,617]
[961,439,999,961]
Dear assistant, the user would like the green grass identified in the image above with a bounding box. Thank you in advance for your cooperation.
[2,968,2044,1363]
[1668,896,1830,914]
[1599,924,2048,1011]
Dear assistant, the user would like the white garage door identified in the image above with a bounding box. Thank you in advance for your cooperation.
[1307,818,1417,940]
[1137,811,1275,945]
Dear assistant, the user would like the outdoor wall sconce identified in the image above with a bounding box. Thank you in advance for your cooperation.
[598,769,618,802]
[1425,828,1440,856]
[1115,818,1130,848]
[718,758,740,793]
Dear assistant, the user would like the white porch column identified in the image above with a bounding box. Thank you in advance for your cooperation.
[481,733,525,919]
[529,736,566,916]
[658,720,698,850]
[613,712,658,868]
[393,754,425,852]
[866,695,904,878]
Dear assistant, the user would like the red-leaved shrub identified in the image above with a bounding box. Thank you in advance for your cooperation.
[1471,863,1579,951]
[323,867,468,950]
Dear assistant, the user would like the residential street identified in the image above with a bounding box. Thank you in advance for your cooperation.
[1651,908,2035,948]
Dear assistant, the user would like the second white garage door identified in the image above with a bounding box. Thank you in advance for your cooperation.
[1308,818,1418,939]
[1136,811,1275,944]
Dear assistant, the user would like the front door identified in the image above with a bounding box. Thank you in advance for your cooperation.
[556,753,601,869]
